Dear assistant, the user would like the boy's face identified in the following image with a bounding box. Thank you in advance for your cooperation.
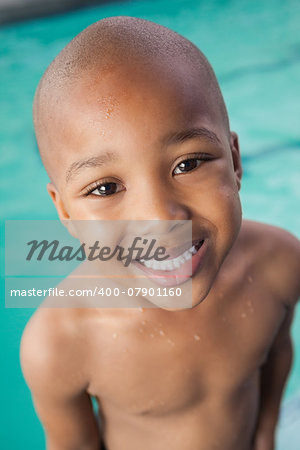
[45,58,242,307]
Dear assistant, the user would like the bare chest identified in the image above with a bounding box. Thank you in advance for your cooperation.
[86,293,284,416]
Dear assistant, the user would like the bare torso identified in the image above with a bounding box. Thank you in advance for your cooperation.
[81,224,286,450]
[22,221,299,450]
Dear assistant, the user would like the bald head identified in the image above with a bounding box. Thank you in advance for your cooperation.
[33,16,230,177]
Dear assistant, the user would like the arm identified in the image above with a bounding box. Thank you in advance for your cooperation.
[32,388,101,450]
[20,311,101,450]
[252,308,294,450]
[252,226,300,450]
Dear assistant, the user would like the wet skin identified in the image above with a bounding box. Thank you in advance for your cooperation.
[44,59,242,307]
[21,59,300,450]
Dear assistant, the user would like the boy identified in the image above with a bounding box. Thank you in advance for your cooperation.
[20,16,300,450]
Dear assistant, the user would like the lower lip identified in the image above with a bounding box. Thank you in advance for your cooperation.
[132,240,207,287]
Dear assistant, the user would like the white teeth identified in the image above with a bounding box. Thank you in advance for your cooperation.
[179,255,186,265]
[183,250,192,261]
[173,259,180,268]
[189,245,197,255]
[140,243,200,271]
[152,260,159,270]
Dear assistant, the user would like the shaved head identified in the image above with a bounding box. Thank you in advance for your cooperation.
[31,17,242,309]
[33,16,230,180]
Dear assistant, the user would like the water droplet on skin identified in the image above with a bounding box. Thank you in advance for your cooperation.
[167,339,175,346]
[247,275,253,283]
[150,334,154,338]
[246,300,254,313]
[112,333,118,339]
[241,313,247,319]
[159,330,165,336]
[194,334,200,341]
[97,95,119,120]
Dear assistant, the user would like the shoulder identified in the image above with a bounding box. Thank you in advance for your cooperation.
[20,307,89,396]
[241,220,299,250]
[240,220,300,307]
[241,220,300,262]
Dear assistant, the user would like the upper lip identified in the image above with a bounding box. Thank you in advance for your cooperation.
[137,238,204,261]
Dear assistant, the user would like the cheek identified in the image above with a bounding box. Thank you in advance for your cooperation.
[199,183,241,235]
[218,163,242,234]
[192,164,242,248]
[215,185,242,238]
[194,159,240,212]
[66,197,119,220]
[211,186,242,267]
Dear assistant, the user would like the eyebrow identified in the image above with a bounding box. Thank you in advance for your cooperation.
[65,127,220,183]
[66,151,118,183]
[164,127,221,146]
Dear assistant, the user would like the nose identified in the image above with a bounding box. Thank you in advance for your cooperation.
[129,179,191,222]
[122,177,192,243]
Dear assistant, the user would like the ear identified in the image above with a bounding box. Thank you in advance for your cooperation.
[47,183,78,238]
[230,131,242,190]
[47,183,70,220]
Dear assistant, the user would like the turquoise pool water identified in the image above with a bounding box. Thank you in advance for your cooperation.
[0,0,299,448]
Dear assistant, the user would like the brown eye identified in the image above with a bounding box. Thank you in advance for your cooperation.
[91,182,123,196]
[173,158,202,175]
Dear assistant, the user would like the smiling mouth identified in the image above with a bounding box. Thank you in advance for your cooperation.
[136,239,204,272]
